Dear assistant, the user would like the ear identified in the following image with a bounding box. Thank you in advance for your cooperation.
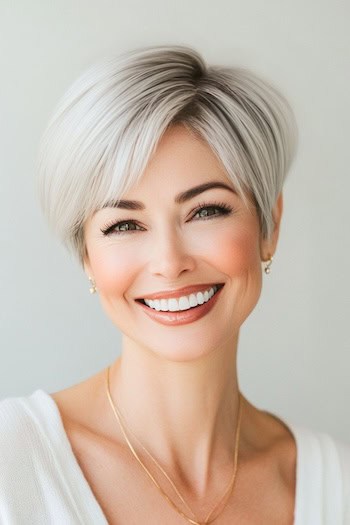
[260,192,283,261]
[82,246,93,280]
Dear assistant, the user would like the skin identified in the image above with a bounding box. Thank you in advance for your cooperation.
[51,124,296,523]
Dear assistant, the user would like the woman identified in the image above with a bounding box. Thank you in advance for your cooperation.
[0,45,349,524]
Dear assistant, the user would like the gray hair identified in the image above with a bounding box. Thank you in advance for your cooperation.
[37,44,298,266]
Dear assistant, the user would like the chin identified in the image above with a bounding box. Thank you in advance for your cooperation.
[129,326,236,365]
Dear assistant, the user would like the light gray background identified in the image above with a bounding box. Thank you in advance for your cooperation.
[0,1,349,442]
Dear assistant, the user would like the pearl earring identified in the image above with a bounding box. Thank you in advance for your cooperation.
[264,255,273,274]
[88,276,97,294]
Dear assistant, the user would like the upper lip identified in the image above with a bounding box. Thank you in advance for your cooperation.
[135,283,224,301]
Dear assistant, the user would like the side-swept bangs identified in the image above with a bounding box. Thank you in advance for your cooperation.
[37,45,298,265]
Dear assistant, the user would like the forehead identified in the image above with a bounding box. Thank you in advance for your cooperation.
[126,124,233,199]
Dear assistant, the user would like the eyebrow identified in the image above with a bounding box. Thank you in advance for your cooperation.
[104,181,237,210]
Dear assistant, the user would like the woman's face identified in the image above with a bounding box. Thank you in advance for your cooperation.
[83,125,282,362]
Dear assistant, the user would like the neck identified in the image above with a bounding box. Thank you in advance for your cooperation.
[107,332,244,496]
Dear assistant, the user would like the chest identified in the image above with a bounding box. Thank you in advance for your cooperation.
[64,423,295,525]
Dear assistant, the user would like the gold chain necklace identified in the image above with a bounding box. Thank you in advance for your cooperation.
[105,364,243,524]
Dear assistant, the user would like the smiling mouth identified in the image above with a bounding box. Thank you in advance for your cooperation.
[135,283,224,311]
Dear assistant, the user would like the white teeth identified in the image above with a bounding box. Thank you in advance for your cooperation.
[152,299,161,311]
[169,298,179,312]
[197,291,204,305]
[189,294,197,307]
[178,296,189,311]
[144,285,219,312]
[160,298,168,311]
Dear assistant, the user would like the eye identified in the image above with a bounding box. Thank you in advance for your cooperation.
[100,201,234,236]
[101,220,143,236]
[191,201,233,221]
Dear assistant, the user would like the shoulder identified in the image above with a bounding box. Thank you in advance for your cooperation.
[290,423,350,520]
[334,434,350,468]
[314,429,350,520]
[295,423,350,469]
[0,391,104,523]
[333,434,350,521]
[315,429,350,490]
[0,391,54,485]
[329,433,350,494]
[0,393,38,450]
[266,409,350,520]
[270,411,350,478]
[0,389,51,432]
[288,421,350,478]
[0,390,68,518]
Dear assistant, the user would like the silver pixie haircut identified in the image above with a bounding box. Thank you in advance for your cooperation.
[37,44,298,266]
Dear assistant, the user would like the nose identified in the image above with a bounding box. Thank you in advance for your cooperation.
[147,225,196,280]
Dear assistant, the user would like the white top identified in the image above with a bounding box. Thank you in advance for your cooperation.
[0,389,349,524]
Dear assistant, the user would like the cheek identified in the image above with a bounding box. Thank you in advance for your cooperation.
[88,245,138,299]
[206,225,261,278]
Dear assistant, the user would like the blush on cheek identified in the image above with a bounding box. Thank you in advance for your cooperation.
[217,229,263,330]
[90,250,136,298]
[211,228,261,278]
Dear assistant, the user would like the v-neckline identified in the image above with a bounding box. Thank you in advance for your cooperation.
[31,389,305,524]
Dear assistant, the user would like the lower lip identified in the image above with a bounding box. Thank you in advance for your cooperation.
[135,286,224,326]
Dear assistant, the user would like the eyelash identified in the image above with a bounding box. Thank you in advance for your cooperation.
[100,201,234,236]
